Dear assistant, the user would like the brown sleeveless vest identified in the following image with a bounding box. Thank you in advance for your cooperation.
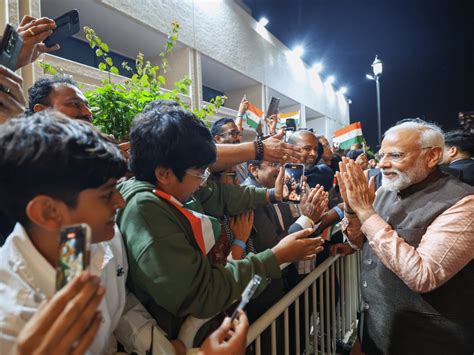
[360,169,474,355]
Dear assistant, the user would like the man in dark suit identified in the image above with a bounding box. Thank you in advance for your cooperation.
[441,130,474,185]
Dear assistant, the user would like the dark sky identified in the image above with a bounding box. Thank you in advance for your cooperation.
[243,0,473,148]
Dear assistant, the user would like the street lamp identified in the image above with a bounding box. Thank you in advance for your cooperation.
[366,55,383,144]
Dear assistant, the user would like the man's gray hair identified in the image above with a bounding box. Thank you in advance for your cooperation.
[384,118,445,151]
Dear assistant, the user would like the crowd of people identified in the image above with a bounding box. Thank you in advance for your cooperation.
[0,15,473,355]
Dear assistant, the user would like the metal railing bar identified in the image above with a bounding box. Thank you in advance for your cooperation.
[246,256,340,344]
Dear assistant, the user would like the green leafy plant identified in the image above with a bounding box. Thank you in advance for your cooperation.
[83,21,226,141]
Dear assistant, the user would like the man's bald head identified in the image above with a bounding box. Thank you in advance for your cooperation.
[287,130,316,145]
[287,130,321,169]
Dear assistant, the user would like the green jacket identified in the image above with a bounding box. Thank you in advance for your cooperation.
[117,178,281,338]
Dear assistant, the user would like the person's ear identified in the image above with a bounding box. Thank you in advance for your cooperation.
[448,146,457,158]
[213,135,224,144]
[248,164,258,179]
[26,196,66,231]
[33,103,49,112]
[426,147,443,168]
[154,167,174,187]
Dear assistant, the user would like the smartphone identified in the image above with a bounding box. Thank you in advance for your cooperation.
[0,24,23,71]
[283,163,305,203]
[44,9,80,48]
[286,118,297,131]
[230,274,262,321]
[284,127,295,142]
[266,96,280,118]
[55,223,91,290]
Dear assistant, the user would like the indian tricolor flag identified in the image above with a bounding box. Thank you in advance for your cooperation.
[333,122,364,149]
[243,101,263,130]
[154,189,219,255]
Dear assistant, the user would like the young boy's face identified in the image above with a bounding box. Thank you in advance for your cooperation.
[64,179,125,243]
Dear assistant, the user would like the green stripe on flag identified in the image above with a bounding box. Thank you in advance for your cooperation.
[244,112,259,129]
[338,135,364,150]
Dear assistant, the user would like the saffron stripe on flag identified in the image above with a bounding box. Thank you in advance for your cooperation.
[333,122,362,137]
[192,211,216,254]
[333,128,363,144]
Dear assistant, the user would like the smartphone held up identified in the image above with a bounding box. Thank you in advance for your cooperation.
[56,223,91,291]
[0,24,23,72]
[282,163,305,204]
[44,9,80,48]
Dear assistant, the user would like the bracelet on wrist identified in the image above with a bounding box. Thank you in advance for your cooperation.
[254,134,264,160]
[232,239,247,251]
[333,206,344,220]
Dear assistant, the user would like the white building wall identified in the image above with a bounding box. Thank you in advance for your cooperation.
[100,0,350,126]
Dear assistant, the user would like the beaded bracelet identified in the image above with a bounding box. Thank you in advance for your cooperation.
[255,134,264,160]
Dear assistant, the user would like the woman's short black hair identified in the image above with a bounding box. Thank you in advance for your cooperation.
[129,105,217,183]
[0,110,127,225]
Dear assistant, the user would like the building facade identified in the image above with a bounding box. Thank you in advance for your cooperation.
[1,0,350,140]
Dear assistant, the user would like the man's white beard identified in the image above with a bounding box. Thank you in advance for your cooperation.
[381,160,428,192]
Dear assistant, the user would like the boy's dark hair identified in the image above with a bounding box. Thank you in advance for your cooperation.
[27,75,78,114]
[0,110,127,225]
[444,130,474,156]
[210,117,235,137]
[129,107,217,183]
[143,99,182,114]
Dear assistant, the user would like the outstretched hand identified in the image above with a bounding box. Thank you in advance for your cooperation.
[263,131,304,164]
[15,271,105,355]
[0,66,26,123]
[17,16,60,69]
[272,228,324,264]
[265,114,278,135]
[300,184,328,223]
[199,313,249,355]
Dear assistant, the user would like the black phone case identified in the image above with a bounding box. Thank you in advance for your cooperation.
[267,97,280,117]
[0,24,23,71]
[44,9,80,48]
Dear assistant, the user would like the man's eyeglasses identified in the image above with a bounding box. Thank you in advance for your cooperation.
[218,130,242,138]
[376,147,432,162]
[187,168,211,186]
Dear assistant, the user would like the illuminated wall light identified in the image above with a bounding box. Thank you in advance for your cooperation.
[338,86,347,95]
[292,45,304,58]
[258,17,269,27]
[325,75,335,85]
[312,62,323,73]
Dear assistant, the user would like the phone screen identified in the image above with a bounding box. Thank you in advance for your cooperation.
[284,127,295,142]
[56,224,91,290]
[283,163,305,203]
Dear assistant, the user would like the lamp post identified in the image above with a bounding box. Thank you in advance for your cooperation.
[366,55,383,144]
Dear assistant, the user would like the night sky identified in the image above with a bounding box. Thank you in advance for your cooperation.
[243,0,473,149]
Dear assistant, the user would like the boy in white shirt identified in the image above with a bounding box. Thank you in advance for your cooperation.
[0,111,155,354]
